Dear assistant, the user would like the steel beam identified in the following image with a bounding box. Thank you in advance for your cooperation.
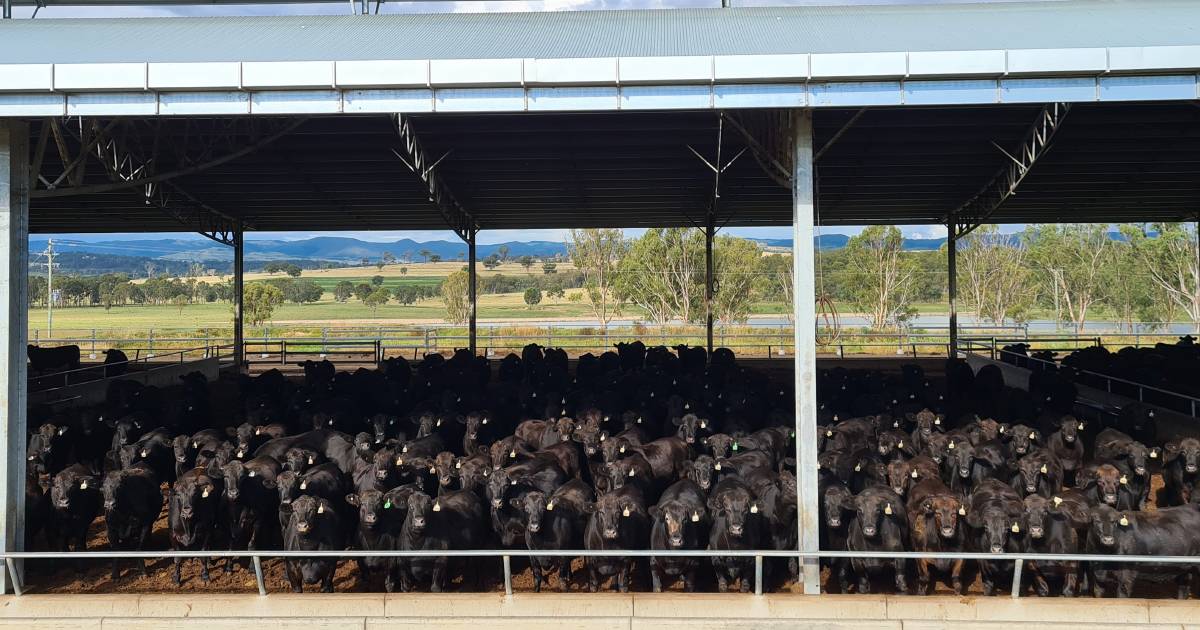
[467,229,477,354]
[949,103,1071,238]
[393,115,477,241]
[233,224,244,370]
[705,218,715,354]
[947,219,958,357]
[791,109,820,595]
[0,121,29,594]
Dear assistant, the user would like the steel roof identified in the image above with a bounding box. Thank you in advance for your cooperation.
[3,2,1200,64]
[25,102,1200,236]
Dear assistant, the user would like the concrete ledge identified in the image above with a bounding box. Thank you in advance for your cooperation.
[0,594,1195,630]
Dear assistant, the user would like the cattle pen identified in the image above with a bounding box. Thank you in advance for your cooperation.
[2,0,1200,628]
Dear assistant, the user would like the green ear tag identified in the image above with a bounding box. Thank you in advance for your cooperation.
[384,499,392,509]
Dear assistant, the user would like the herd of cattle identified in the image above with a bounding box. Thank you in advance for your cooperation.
[22,341,1200,597]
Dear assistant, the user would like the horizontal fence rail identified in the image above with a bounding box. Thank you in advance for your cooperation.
[5,547,1196,599]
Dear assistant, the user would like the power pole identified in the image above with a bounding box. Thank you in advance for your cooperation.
[34,239,56,338]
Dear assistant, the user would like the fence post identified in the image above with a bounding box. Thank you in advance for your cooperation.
[754,555,763,596]
[321,327,328,358]
[547,325,552,348]
[502,555,513,596]
[90,328,96,359]
[148,328,155,358]
[1010,557,1024,598]
[252,555,266,596]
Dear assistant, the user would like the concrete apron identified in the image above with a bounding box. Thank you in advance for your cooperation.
[1,593,1197,629]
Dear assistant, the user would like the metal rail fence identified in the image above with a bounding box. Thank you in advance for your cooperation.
[29,344,236,391]
[960,340,1200,418]
[4,548,1195,599]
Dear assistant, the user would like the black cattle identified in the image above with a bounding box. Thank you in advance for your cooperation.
[48,464,101,564]
[820,480,853,593]
[1011,449,1064,499]
[1046,416,1086,485]
[346,485,418,592]
[1078,463,1133,509]
[28,344,80,372]
[947,439,1009,498]
[844,485,908,594]
[101,348,129,378]
[123,428,176,483]
[708,476,763,593]
[169,467,224,585]
[1094,428,1155,510]
[283,446,325,474]
[1022,493,1089,597]
[1003,424,1042,458]
[101,464,163,580]
[907,478,968,595]
[281,495,343,592]
[649,478,708,593]
[220,457,282,564]
[275,462,348,523]
[681,455,716,493]
[27,422,74,476]
[518,479,594,592]
[398,490,487,592]
[584,485,648,592]
[966,479,1026,595]
[228,422,287,459]
[1087,504,1200,598]
[886,456,939,499]
[1160,438,1200,506]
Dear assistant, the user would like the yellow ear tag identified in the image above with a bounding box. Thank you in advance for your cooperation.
[317,503,324,514]
[599,434,606,442]
[826,430,833,438]
[482,418,488,425]
[691,511,700,522]
[628,468,636,477]
[750,504,758,514]
[958,506,966,516]
[699,421,706,429]
[299,481,307,490]
[1011,523,1020,533]
[402,445,409,453]
[883,504,892,515]
[455,461,462,469]
[622,506,631,517]
[193,441,199,448]
[201,487,209,498]
[714,462,722,471]
[1078,422,1085,431]
[619,445,626,454]
[1151,451,1158,459]
[1040,464,1048,474]
[140,449,149,457]
[249,471,256,477]
[999,426,1006,434]
[934,418,941,425]
[1119,515,1129,526]
[910,470,919,479]
[396,457,404,466]
[80,480,88,490]
[307,456,314,465]
[429,466,436,474]
[1029,432,1037,440]
[1052,496,1062,506]
[948,441,955,450]
[897,441,904,449]
[237,450,244,458]
[854,463,861,472]
[509,450,517,459]
[1119,475,1128,485]
[432,501,441,512]
[546,501,555,511]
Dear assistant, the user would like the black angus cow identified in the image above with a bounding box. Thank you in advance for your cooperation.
[28,344,81,373]
[1021,492,1089,597]
[649,478,708,593]
[102,348,129,378]
[169,467,224,585]
[844,485,908,594]
[517,479,594,592]
[907,478,968,595]
[584,485,648,592]
[1011,449,1064,499]
[346,484,419,592]
[27,422,74,476]
[708,476,763,593]
[1094,428,1155,510]
[1046,416,1086,486]
[966,479,1026,596]
[48,464,101,568]
[1160,438,1200,506]
[101,464,163,580]
[1087,504,1200,598]
[220,457,283,566]
[398,490,487,592]
[282,495,344,593]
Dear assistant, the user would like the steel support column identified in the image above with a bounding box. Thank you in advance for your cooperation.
[467,230,477,354]
[791,110,820,595]
[0,121,29,594]
[705,218,716,354]
[947,220,959,357]
[233,223,244,370]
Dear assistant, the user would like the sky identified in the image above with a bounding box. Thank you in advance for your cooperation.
[15,0,1031,244]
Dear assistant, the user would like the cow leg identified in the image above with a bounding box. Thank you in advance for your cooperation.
[531,561,544,593]
[1062,567,1078,598]
[857,574,872,595]
[111,557,120,582]
[916,560,931,595]
[951,559,966,596]
[430,558,446,593]
[1117,570,1135,598]
[894,565,908,595]
[717,572,729,593]
[201,557,211,583]
[740,570,752,594]
[384,565,398,594]
[322,570,334,594]
[1176,571,1192,600]
[357,560,371,591]
[173,557,183,586]
[558,560,572,592]
[286,561,303,593]
[650,565,663,593]
[684,569,697,593]
[587,565,599,593]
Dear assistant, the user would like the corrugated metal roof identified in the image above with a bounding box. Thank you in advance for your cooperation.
[2,1,1198,64]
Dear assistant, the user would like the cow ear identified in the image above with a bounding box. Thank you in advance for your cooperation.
[581,502,595,514]
[345,493,360,507]
[509,498,523,510]
[225,427,238,437]
[964,506,984,528]
[260,478,277,490]
[279,502,293,516]
[1164,442,1181,461]
[648,506,662,519]
[671,416,683,426]
[707,496,722,512]
[921,499,934,514]
[456,415,467,425]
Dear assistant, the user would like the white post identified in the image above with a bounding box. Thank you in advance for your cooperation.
[0,120,30,594]
[791,110,820,594]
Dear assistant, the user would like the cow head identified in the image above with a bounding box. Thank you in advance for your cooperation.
[649,499,705,548]
[920,493,963,539]
[1006,424,1041,456]
[703,433,736,459]
[585,492,642,541]
[683,455,716,491]
[1089,504,1128,548]
[513,490,549,534]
